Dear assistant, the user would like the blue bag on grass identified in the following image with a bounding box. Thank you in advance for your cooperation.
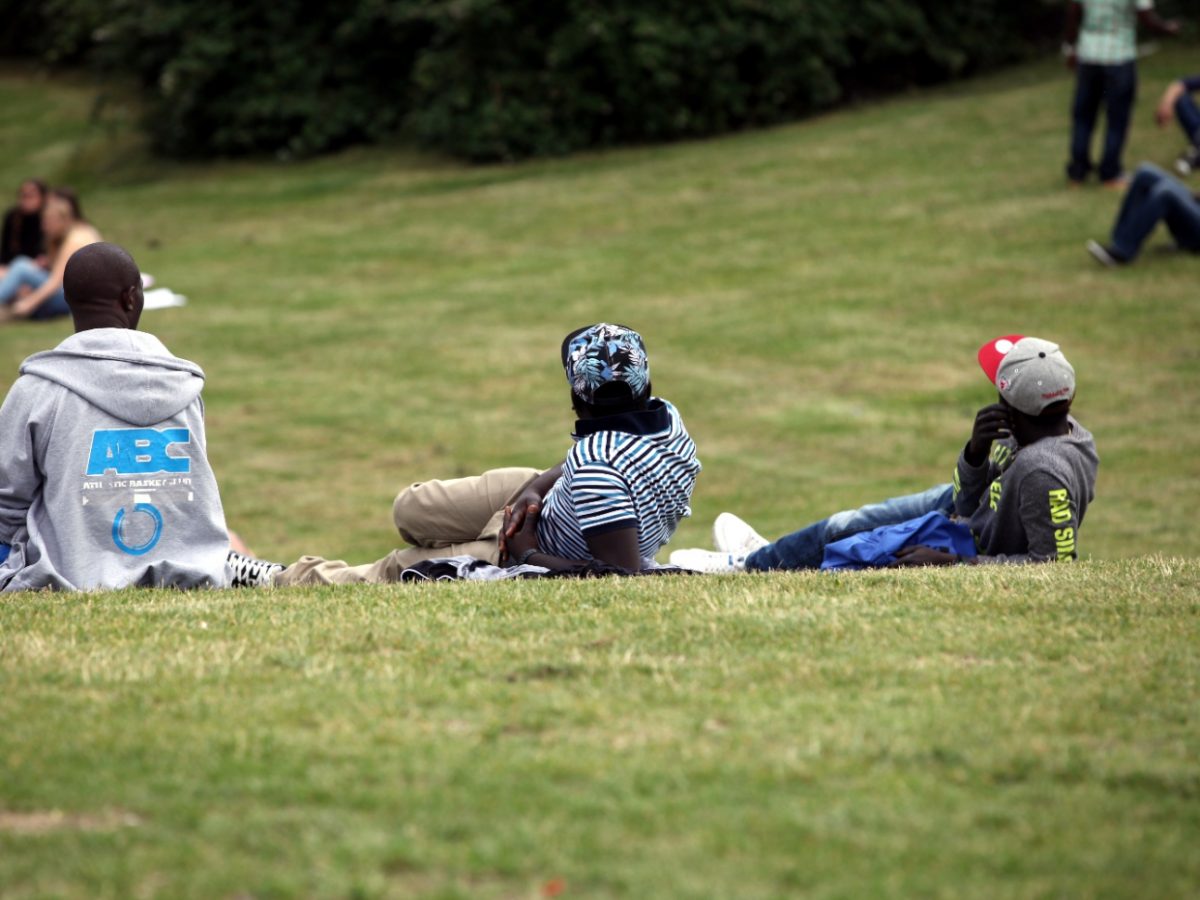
[820,511,977,570]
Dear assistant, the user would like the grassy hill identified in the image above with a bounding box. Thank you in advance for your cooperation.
[1,47,1198,898]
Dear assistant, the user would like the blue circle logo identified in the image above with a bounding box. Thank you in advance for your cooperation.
[112,503,164,556]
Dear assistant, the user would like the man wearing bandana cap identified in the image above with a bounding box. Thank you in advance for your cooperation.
[254,323,700,586]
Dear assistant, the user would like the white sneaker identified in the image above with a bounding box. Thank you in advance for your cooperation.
[668,548,748,573]
[712,512,769,555]
[1087,239,1126,267]
[1175,144,1200,176]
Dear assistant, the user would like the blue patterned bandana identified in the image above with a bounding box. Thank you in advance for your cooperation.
[562,323,650,406]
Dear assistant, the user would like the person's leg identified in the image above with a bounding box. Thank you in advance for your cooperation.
[29,286,69,320]
[1099,62,1137,183]
[0,257,49,304]
[1159,183,1200,251]
[1174,90,1200,146]
[392,467,539,547]
[744,484,954,571]
[1068,65,1104,182]
[274,467,541,587]
[1110,163,1179,259]
[275,540,503,586]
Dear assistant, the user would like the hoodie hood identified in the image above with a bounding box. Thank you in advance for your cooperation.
[20,329,205,427]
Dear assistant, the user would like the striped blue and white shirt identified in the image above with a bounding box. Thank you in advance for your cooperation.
[537,398,700,565]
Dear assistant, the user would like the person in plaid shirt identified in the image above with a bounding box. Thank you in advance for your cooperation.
[1064,0,1180,187]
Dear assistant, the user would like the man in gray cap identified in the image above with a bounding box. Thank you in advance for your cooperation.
[230,322,702,586]
[670,334,1099,571]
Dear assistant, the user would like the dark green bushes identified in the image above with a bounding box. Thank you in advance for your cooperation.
[20,0,1064,161]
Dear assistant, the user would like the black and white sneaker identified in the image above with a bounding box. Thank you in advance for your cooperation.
[227,550,284,588]
[1175,144,1200,176]
[1087,240,1127,267]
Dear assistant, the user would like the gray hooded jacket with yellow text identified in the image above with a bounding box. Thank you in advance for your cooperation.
[953,416,1099,563]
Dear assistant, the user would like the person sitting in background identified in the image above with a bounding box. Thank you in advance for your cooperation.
[1063,0,1180,188]
[1087,162,1200,265]
[0,187,100,323]
[1,178,47,267]
[1154,75,1200,175]
[227,322,702,587]
[0,242,232,592]
[670,335,1098,572]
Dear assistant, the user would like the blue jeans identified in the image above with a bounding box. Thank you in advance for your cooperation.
[1175,91,1200,145]
[1110,163,1200,260]
[0,256,69,320]
[744,483,955,571]
[1068,61,1137,183]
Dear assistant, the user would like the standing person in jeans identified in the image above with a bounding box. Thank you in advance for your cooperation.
[1087,161,1200,264]
[669,336,1098,572]
[1064,0,1179,188]
[1154,74,1200,175]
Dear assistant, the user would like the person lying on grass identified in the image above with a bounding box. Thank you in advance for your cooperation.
[0,242,233,592]
[1086,162,1200,266]
[227,322,702,587]
[669,335,1098,572]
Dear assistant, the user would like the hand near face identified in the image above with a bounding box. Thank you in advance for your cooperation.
[966,402,1012,465]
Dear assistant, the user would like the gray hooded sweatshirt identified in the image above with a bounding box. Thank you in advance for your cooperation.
[952,416,1099,563]
[0,328,230,592]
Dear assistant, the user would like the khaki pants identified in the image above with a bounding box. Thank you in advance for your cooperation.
[275,467,539,586]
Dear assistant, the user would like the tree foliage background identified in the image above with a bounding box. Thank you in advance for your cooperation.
[6,0,1188,162]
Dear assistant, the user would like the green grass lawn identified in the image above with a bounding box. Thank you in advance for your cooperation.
[1,47,1199,897]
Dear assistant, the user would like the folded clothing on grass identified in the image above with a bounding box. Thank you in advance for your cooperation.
[821,511,977,570]
[398,555,693,582]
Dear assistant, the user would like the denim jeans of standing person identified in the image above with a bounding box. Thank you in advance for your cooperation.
[743,483,955,571]
[1068,61,1137,183]
[1110,163,1200,260]
[0,255,69,320]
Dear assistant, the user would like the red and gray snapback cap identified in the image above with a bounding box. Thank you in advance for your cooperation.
[977,335,1075,416]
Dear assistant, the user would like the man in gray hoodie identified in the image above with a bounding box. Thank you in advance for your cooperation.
[0,242,231,591]
[670,335,1100,571]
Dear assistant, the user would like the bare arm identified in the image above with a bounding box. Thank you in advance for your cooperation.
[498,463,563,562]
[583,526,642,571]
[1063,1,1083,69]
[506,508,643,572]
[1157,80,1187,126]
[1064,1,1082,44]
[1138,8,1181,37]
[503,459,645,571]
